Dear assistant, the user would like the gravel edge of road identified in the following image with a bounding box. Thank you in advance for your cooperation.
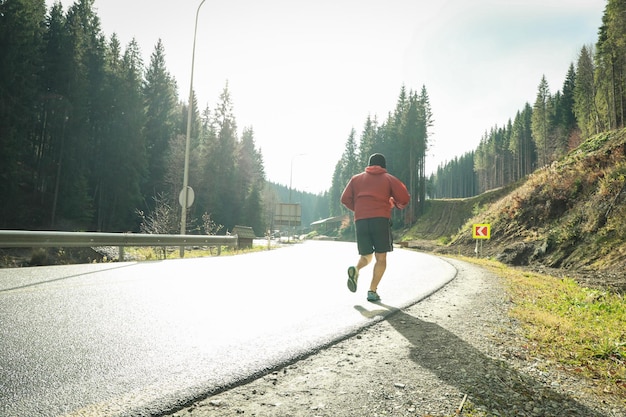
[163,256,625,417]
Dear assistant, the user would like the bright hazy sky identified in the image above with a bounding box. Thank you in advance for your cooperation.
[47,0,606,194]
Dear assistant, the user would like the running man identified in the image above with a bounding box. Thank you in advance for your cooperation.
[340,153,410,302]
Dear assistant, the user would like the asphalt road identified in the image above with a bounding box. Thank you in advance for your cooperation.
[0,241,457,417]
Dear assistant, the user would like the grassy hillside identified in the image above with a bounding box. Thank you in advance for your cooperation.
[405,130,626,404]
[404,185,518,242]
[408,129,626,292]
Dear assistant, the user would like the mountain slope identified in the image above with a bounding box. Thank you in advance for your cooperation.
[408,129,626,292]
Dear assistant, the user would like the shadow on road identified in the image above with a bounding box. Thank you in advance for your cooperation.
[0,263,138,293]
[355,302,605,417]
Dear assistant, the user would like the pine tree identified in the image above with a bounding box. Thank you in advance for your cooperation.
[238,127,266,235]
[329,161,344,216]
[341,128,360,185]
[574,45,599,138]
[358,115,378,168]
[532,75,552,167]
[560,63,579,149]
[386,86,410,177]
[414,86,433,215]
[143,39,179,202]
[202,83,238,231]
[474,133,488,192]
[330,128,359,218]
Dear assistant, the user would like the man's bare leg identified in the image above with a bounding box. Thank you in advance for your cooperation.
[347,254,372,292]
[369,252,387,292]
[356,253,373,272]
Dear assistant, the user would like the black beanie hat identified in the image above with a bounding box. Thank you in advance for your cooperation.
[368,153,386,168]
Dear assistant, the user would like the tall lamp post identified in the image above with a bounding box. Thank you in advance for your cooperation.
[289,153,306,204]
[180,0,206,256]
[288,153,306,241]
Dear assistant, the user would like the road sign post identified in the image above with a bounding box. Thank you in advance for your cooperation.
[178,186,195,257]
[472,224,491,239]
[472,223,491,256]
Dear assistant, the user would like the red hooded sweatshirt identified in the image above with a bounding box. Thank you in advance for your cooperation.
[340,165,410,221]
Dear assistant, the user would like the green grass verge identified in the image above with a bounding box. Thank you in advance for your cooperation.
[122,244,269,261]
[460,257,625,402]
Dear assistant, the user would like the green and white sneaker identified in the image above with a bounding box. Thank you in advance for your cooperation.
[347,266,358,292]
[367,291,381,302]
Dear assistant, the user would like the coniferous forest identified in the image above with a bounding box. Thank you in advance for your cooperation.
[329,86,433,229]
[430,0,626,199]
[0,0,432,236]
[1,0,272,235]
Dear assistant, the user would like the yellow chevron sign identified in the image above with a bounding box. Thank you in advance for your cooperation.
[472,224,491,239]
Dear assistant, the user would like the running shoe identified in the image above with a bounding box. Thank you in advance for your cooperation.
[347,266,358,292]
[367,290,381,302]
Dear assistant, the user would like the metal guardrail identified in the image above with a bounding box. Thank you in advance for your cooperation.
[0,230,238,260]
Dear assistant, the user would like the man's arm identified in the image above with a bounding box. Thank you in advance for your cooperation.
[340,181,355,211]
[389,176,410,209]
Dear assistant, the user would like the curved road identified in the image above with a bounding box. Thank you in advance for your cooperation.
[0,241,456,417]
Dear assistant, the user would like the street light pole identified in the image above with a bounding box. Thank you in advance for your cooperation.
[180,0,206,256]
[288,153,305,242]
[289,153,306,204]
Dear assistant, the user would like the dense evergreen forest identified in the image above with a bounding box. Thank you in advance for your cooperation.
[431,0,626,199]
[0,0,333,236]
[330,85,433,228]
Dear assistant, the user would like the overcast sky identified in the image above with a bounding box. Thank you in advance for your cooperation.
[47,0,606,194]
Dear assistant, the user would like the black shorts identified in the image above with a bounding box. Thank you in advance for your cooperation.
[355,217,393,255]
